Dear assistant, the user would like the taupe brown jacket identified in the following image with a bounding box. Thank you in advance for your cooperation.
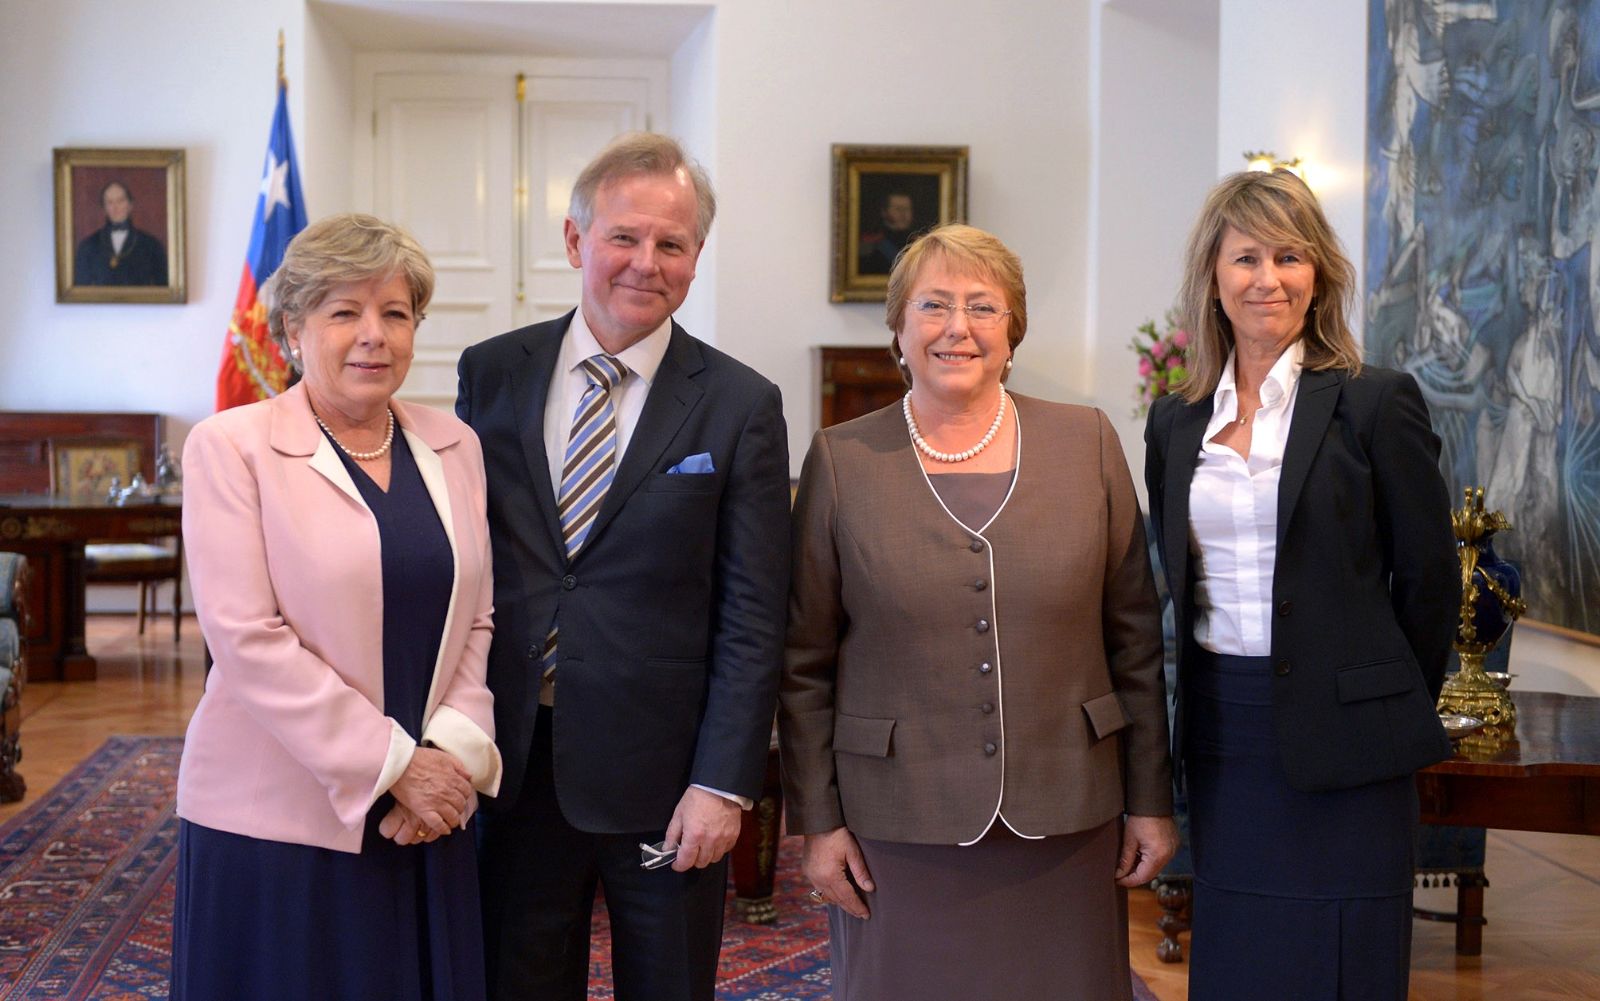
[779,394,1174,845]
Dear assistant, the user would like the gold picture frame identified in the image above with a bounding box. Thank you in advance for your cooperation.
[830,144,968,303]
[50,439,142,503]
[53,147,187,304]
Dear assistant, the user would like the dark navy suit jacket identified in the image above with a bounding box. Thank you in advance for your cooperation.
[1145,365,1458,792]
[457,311,790,830]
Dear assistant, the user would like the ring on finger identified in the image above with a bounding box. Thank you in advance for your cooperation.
[808,889,825,902]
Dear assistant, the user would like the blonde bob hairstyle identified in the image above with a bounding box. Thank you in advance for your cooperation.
[1174,170,1361,403]
[568,131,717,245]
[885,224,1027,385]
[265,213,435,374]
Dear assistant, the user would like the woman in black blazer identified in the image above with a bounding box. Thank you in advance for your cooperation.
[1144,170,1458,1001]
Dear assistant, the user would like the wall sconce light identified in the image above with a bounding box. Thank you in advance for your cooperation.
[1243,151,1303,178]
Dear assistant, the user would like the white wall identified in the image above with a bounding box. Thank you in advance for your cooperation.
[666,10,718,346]
[1089,0,1219,493]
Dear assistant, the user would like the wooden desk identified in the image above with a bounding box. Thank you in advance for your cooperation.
[0,495,181,681]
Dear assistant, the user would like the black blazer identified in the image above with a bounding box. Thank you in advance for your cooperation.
[457,312,790,831]
[1145,365,1458,792]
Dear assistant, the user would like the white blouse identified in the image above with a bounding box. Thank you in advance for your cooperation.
[1187,341,1304,656]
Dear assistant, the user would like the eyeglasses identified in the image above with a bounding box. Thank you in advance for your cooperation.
[639,840,678,870]
[908,299,1012,327]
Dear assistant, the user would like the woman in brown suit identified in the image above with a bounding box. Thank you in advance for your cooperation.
[779,224,1177,999]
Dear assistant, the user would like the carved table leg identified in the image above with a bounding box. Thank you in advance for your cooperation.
[1155,876,1193,963]
[731,743,783,924]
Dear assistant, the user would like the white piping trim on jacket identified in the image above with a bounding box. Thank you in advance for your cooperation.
[903,408,1038,844]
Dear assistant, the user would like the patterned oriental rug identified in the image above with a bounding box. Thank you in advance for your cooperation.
[0,737,1158,1000]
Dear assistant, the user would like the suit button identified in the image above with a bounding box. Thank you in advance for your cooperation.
[562,574,578,591]
[527,644,539,660]
[975,618,990,633]
[974,578,988,591]
[1278,600,1292,617]
[983,742,997,756]
[981,702,995,714]
[969,539,984,553]
[1275,660,1292,676]
[979,662,993,674]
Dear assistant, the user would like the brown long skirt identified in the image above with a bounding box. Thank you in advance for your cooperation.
[827,819,1129,1001]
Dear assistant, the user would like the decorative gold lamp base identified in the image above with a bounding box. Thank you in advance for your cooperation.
[1437,651,1516,726]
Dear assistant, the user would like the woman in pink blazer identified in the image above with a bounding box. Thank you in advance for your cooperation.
[172,214,501,1001]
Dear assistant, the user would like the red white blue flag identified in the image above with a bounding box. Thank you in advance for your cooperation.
[215,79,307,410]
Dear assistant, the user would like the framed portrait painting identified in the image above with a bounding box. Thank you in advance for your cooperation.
[53,147,186,304]
[831,144,968,302]
[49,438,142,502]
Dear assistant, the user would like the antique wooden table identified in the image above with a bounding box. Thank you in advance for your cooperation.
[1415,690,1600,954]
[1419,691,1600,835]
[0,494,181,681]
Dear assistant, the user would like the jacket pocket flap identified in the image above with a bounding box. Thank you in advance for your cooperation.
[833,713,896,757]
[1082,692,1130,740]
[1336,658,1418,703]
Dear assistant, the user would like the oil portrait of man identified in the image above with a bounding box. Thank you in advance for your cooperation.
[74,179,168,287]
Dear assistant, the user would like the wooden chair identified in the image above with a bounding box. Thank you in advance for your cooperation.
[49,438,184,641]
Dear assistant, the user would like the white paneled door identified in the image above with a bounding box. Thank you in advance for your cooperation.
[364,57,664,410]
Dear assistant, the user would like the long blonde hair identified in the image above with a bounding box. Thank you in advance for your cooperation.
[1174,170,1361,402]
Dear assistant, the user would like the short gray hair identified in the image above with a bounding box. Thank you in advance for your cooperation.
[568,132,716,244]
[264,213,435,373]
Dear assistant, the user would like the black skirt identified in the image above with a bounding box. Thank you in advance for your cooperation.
[1185,651,1416,1001]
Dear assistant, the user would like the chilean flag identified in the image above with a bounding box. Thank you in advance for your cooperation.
[215,80,307,411]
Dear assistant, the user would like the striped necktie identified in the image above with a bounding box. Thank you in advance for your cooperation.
[541,353,627,679]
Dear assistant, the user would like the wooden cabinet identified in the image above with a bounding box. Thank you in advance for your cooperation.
[0,412,164,495]
[817,346,903,428]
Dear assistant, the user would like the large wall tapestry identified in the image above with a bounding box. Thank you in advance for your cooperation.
[1366,0,1600,634]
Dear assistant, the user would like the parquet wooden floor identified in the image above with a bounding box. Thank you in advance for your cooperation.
[5,616,1598,999]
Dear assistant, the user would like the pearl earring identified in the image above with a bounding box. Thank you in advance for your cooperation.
[1005,357,1013,370]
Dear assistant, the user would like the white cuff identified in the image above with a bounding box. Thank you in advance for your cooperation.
[692,782,754,811]
[421,704,504,797]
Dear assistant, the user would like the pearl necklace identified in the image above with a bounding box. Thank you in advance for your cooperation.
[314,408,395,461]
[903,390,1008,463]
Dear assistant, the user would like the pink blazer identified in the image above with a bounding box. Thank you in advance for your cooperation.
[176,383,501,853]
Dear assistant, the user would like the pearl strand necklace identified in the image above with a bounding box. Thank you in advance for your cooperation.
[314,408,395,461]
[902,390,1008,463]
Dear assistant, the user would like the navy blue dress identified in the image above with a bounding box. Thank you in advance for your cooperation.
[173,431,488,1001]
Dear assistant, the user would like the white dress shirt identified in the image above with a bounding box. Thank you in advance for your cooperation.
[542,309,672,494]
[539,310,749,809]
[1187,340,1304,656]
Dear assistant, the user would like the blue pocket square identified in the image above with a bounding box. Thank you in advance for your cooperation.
[666,452,715,474]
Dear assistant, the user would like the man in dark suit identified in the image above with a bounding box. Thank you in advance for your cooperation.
[457,133,790,1001]
[74,180,167,286]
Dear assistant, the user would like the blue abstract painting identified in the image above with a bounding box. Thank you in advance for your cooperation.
[1366,0,1600,634]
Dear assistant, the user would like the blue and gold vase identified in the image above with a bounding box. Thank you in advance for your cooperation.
[1437,487,1527,726]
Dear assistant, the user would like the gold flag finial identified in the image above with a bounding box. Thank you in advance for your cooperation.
[277,30,286,89]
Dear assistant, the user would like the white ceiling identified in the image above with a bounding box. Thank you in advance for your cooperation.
[310,0,712,58]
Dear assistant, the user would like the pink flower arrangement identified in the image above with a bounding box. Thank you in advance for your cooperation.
[1131,312,1191,416]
